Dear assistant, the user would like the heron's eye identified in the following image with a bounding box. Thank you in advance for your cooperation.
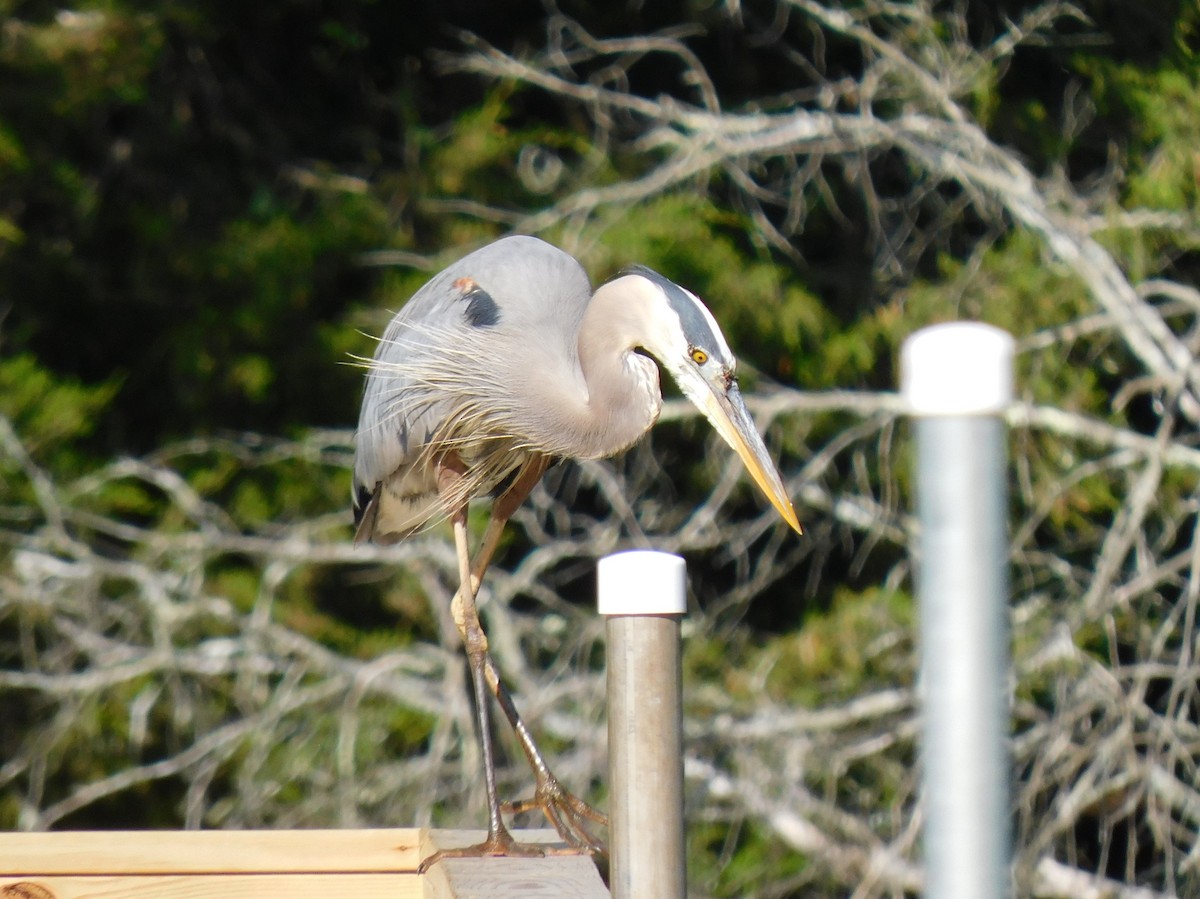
[689,347,709,366]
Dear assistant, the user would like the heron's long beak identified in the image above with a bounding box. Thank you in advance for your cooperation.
[681,372,803,534]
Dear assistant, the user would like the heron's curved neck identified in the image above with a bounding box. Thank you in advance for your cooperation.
[568,278,662,458]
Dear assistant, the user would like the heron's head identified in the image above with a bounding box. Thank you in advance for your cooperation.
[613,267,802,534]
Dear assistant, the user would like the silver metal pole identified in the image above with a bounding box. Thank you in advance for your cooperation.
[599,550,687,899]
[901,323,1014,899]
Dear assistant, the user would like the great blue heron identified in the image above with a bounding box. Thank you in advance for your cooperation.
[353,235,800,869]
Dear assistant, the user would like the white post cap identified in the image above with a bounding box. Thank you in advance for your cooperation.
[597,550,687,616]
[901,322,1015,416]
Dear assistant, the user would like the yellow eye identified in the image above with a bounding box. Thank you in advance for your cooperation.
[689,347,709,365]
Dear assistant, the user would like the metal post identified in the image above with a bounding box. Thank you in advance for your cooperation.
[901,322,1014,899]
[599,550,687,899]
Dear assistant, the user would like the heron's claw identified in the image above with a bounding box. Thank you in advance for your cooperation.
[503,772,609,858]
[418,827,598,874]
[418,831,547,874]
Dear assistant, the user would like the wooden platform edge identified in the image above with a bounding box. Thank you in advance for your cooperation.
[0,828,609,899]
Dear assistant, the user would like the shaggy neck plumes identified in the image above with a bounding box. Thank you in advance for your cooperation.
[523,275,664,460]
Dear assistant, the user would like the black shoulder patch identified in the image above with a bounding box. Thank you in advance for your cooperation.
[464,286,500,327]
[451,276,501,327]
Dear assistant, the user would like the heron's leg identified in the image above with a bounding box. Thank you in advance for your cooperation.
[487,658,609,854]
[468,453,552,589]
[450,503,510,848]
[419,460,545,873]
[454,455,609,855]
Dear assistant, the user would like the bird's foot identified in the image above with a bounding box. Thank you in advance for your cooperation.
[504,772,609,858]
[418,828,587,874]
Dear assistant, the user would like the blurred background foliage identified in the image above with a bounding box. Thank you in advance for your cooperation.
[1,0,1198,895]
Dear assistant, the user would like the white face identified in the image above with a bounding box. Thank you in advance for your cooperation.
[624,270,737,387]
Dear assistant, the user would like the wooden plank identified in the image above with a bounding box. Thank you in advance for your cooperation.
[0,828,607,897]
[0,874,420,898]
[0,830,421,875]
[421,830,608,899]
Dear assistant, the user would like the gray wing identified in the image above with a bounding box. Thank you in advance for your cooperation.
[352,236,591,543]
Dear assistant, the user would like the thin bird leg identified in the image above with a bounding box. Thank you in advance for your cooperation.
[418,458,544,873]
[454,454,608,855]
[465,453,552,593]
[486,660,609,854]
